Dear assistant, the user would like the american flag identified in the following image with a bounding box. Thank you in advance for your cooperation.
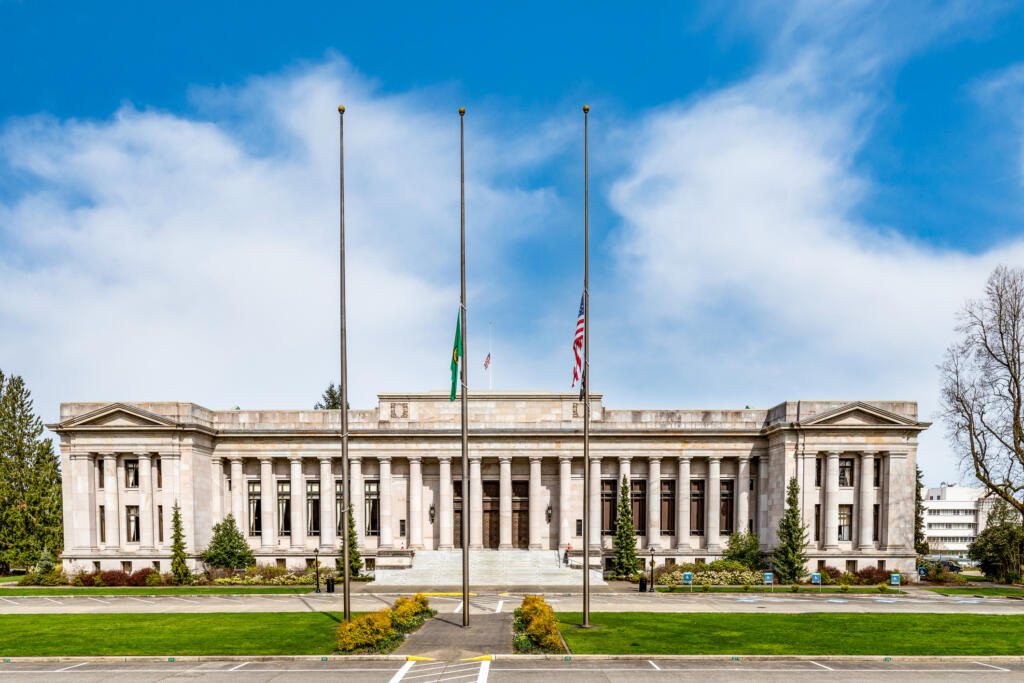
[483,352,491,370]
[571,291,585,397]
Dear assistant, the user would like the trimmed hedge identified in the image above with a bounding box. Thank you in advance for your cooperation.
[336,593,433,654]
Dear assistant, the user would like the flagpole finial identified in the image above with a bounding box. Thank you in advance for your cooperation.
[338,105,345,114]
[459,107,466,116]
[583,104,590,113]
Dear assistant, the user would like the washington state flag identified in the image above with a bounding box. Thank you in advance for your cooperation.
[450,309,462,401]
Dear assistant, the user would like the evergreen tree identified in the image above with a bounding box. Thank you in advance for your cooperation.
[314,383,349,410]
[612,475,638,577]
[200,515,254,570]
[0,370,63,573]
[345,502,361,577]
[36,546,55,576]
[724,531,764,569]
[914,466,930,556]
[987,496,1023,527]
[170,503,191,585]
[772,477,808,583]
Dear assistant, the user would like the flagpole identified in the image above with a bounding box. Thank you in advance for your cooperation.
[338,105,351,624]
[581,103,591,628]
[488,321,493,390]
[459,106,470,628]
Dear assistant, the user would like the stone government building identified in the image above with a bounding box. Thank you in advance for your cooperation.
[52,392,928,577]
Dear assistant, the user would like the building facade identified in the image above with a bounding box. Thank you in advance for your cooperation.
[52,392,927,577]
[923,483,994,560]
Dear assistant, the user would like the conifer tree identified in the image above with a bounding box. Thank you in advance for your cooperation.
[772,477,808,583]
[612,475,638,577]
[345,502,361,577]
[170,503,191,584]
[200,515,254,571]
[0,370,62,573]
[914,466,930,556]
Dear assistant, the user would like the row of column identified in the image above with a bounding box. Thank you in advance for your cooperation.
[821,450,881,550]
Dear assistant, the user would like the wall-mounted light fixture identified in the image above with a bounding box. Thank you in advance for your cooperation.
[546,504,553,523]
[429,504,436,524]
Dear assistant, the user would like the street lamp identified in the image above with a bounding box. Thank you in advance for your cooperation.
[648,546,656,593]
[314,547,321,594]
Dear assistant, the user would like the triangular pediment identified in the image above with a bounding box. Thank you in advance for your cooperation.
[60,403,178,429]
[800,402,918,427]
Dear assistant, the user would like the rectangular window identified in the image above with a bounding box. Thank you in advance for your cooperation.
[846,559,857,573]
[125,459,139,488]
[97,460,104,489]
[873,503,880,542]
[307,481,320,536]
[400,519,407,537]
[815,457,822,487]
[838,504,852,541]
[631,480,646,535]
[661,480,676,535]
[690,480,705,535]
[576,519,583,536]
[877,560,886,571]
[153,561,160,572]
[122,561,133,573]
[873,459,881,487]
[99,505,106,543]
[720,480,735,535]
[248,481,262,536]
[278,481,291,536]
[600,480,616,534]
[126,506,140,543]
[838,458,854,487]
[814,504,821,541]
[158,505,164,543]
[365,480,380,536]
[156,457,162,489]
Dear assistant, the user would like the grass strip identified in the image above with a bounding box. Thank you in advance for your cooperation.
[924,586,1024,597]
[655,585,903,594]
[557,612,1024,655]
[0,586,319,596]
[0,612,360,656]
[0,576,20,584]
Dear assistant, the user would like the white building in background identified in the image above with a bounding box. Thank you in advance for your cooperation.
[923,483,994,560]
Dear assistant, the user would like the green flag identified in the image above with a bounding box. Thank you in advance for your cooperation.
[450,309,462,401]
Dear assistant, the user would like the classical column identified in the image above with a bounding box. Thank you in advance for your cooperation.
[103,453,119,549]
[210,457,223,525]
[737,455,750,536]
[290,456,305,550]
[558,455,572,549]
[320,456,336,550]
[589,456,601,550]
[137,453,154,549]
[824,451,840,550]
[757,455,769,545]
[229,456,244,533]
[469,455,483,549]
[380,456,395,549]
[647,456,662,547]
[859,451,876,550]
[676,455,691,551]
[72,454,97,551]
[529,455,543,549]
[259,456,274,550]
[498,456,513,549]
[886,451,910,550]
[618,455,631,485]
[706,455,722,552]
[408,456,423,549]
[350,456,363,547]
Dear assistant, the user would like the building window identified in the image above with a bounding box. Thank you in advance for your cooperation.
[690,480,705,535]
[631,480,646,535]
[125,459,139,488]
[814,504,821,542]
[400,519,407,537]
[98,506,106,543]
[661,480,676,535]
[126,506,140,543]
[838,504,852,541]
[877,560,886,571]
[248,481,262,536]
[365,480,380,536]
[307,481,321,536]
[600,480,616,534]
[838,458,854,487]
[158,505,164,543]
[576,519,583,536]
[846,559,857,573]
[122,561,133,573]
[156,457,163,489]
[815,457,822,487]
[93,561,101,572]
[873,459,881,487]
[873,503,880,542]
[720,480,735,535]
[276,558,286,569]
[97,460,104,489]
[278,481,291,536]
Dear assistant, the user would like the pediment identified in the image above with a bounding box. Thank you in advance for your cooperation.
[60,403,178,429]
[800,402,917,427]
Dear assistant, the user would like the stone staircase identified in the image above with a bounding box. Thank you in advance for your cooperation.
[373,549,606,587]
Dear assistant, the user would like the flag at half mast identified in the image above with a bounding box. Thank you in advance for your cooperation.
[571,290,585,400]
[450,309,462,401]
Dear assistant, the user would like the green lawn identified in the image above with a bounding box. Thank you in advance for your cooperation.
[557,613,1024,655]
[656,585,903,594]
[0,586,319,596]
[0,576,20,584]
[0,612,360,656]
[924,586,1024,597]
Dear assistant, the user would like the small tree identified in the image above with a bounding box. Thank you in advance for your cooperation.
[915,466,929,556]
[170,503,191,585]
[200,515,254,571]
[612,475,638,577]
[724,531,763,569]
[969,523,1024,583]
[345,502,361,577]
[772,477,808,583]
[36,546,55,576]
[987,496,1023,528]
[314,382,342,409]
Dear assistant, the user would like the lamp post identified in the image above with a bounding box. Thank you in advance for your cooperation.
[314,547,321,594]
[648,546,655,593]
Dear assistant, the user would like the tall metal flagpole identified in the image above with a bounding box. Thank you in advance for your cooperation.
[459,106,470,627]
[338,105,351,623]
[488,321,493,390]
[582,103,591,628]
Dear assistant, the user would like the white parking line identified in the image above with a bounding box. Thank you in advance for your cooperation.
[126,597,155,605]
[165,596,199,603]
[454,600,464,613]
[975,662,1011,672]
[87,597,110,605]
[55,663,88,672]
[477,661,490,683]
[809,661,833,671]
[494,600,503,613]
[41,597,62,605]
[0,597,18,605]
[648,660,661,670]
[228,662,248,671]
[389,660,415,683]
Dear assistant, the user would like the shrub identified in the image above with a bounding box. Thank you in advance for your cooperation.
[515,595,563,653]
[839,572,860,586]
[37,569,66,586]
[92,575,105,587]
[876,583,887,593]
[145,571,162,587]
[72,571,92,587]
[129,568,157,586]
[840,583,850,592]
[17,573,37,586]
[821,566,843,584]
[390,594,431,631]
[789,584,799,592]
[723,532,764,570]
[337,610,398,653]
[100,570,129,586]
[701,581,711,592]
[742,583,751,592]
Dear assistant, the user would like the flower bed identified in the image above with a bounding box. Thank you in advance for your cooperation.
[336,594,434,654]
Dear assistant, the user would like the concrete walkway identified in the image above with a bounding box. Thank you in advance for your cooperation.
[396,612,514,659]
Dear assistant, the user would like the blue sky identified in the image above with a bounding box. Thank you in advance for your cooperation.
[3,1,1024,485]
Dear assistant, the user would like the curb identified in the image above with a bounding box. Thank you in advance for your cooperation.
[4,654,1024,663]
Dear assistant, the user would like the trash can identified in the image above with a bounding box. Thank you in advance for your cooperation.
[639,575,647,592]
[326,577,335,593]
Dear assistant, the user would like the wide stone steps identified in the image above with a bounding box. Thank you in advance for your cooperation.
[373,549,606,587]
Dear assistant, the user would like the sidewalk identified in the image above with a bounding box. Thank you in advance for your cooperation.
[395,613,514,659]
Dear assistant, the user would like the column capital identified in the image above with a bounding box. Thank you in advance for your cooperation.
[408,455,422,464]
[558,454,573,463]
[101,452,118,462]
[70,452,94,461]
[349,455,362,464]
[435,455,449,464]
[826,450,842,458]
[707,454,723,462]
[211,456,224,466]
[529,455,543,463]
[469,454,482,463]
[618,455,631,464]
[737,453,752,461]
[317,455,333,464]
[859,450,878,458]
[648,455,662,464]
[228,454,244,464]
[498,456,512,465]
[678,454,693,463]
[134,452,152,461]
[257,455,274,465]
[288,454,303,463]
